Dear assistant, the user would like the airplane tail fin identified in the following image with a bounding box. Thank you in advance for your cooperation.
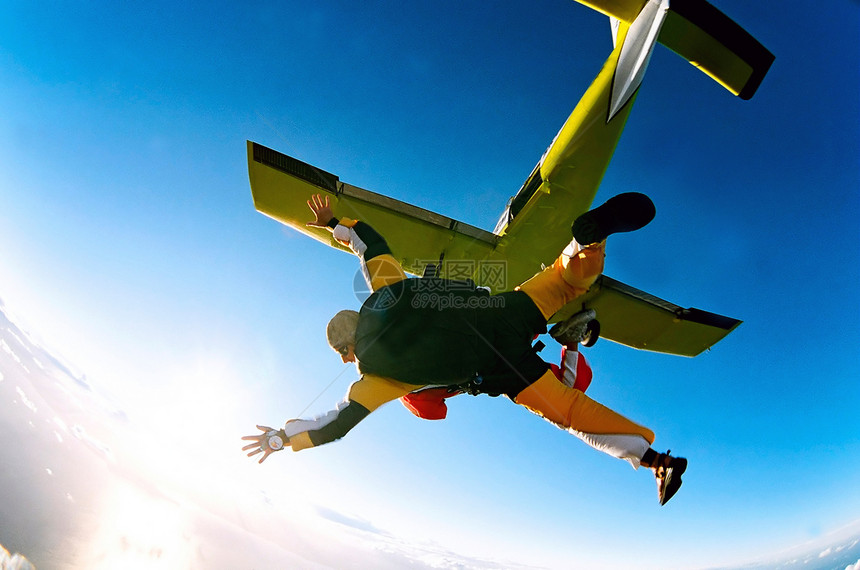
[580,0,774,99]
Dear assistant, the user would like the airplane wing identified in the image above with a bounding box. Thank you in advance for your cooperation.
[559,275,741,356]
[248,141,740,356]
[248,141,497,278]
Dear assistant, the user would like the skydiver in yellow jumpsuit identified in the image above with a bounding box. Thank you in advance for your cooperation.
[243,192,687,505]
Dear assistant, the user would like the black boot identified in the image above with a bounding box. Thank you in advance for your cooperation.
[572,192,656,245]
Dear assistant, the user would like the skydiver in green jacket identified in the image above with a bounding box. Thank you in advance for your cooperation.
[243,193,687,505]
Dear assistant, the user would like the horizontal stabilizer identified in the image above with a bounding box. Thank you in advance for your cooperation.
[576,0,774,98]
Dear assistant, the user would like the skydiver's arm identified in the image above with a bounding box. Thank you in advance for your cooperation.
[307,194,406,291]
[283,374,421,451]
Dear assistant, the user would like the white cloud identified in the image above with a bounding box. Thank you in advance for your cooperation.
[5,329,33,355]
[14,386,37,413]
[1,339,18,360]
[0,543,36,570]
[70,424,115,463]
[728,520,860,570]
[314,505,387,535]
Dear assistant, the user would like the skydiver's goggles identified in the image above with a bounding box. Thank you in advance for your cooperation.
[335,345,351,357]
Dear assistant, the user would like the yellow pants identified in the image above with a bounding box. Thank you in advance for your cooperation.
[514,240,655,467]
[517,241,606,320]
[515,370,655,467]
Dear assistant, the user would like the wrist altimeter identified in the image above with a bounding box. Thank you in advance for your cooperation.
[266,430,286,451]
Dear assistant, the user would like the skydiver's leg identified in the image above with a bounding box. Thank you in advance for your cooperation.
[516,240,605,320]
[517,192,656,320]
[514,369,654,469]
[558,343,592,393]
[514,369,688,503]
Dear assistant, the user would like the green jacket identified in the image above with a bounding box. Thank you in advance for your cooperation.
[355,278,498,385]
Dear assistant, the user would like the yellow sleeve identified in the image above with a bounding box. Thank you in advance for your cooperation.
[331,219,408,291]
[365,255,408,291]
[348,374,420,411]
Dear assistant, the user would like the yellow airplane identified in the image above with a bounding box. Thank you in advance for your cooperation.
[246,0,773,357]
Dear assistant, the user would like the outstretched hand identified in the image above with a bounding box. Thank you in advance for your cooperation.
[306,194,334,228]
[241,424,290,464]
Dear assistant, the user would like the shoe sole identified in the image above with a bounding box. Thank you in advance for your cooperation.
[549,310,598,347]
[659,457,688,506]
[572,192,656,245]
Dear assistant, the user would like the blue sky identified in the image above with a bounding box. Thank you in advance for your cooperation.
[0,1,858,568]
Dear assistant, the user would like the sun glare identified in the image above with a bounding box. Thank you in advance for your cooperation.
[119,352,264,493]
[83,481,191,569]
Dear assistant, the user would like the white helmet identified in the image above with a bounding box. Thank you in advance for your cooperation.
[326,310,359,350]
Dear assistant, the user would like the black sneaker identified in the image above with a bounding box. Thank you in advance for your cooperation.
[654,450,688,506]
[572,192,656,245]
